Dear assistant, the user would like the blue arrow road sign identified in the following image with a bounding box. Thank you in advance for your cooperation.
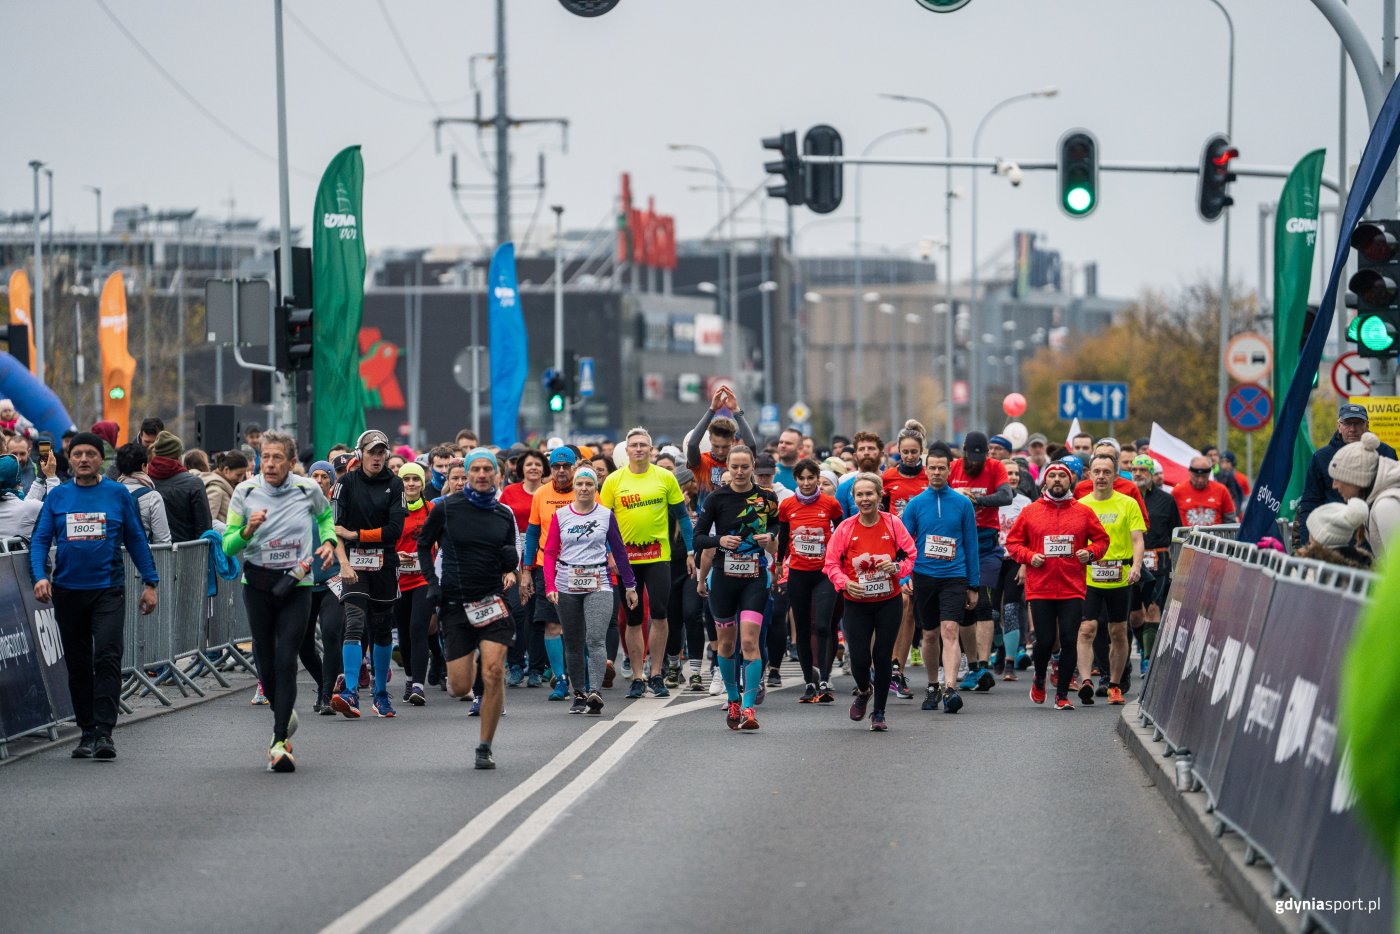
[1058,381,1129,422]
[577,356,595,398]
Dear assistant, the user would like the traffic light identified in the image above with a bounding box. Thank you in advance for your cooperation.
[1197,133,1238,222]
[1057,129,1099,218]
[1346,220,1400,358]
[0,324,29,370]
[543,367,566,413]
[274,304,314,372]
[763,131,804,206]
[103,355,135,431]
[803,125,844,215]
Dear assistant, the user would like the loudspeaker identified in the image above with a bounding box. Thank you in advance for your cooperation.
[196,404,242,454]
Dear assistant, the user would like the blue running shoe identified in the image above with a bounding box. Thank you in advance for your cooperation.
[626,678,647,699]
[957,670,979,692]
[506,664,524,687]
[372,692,396,718]
[975,668,996,692]
[1015,648,1031,670]
[468,697,481,716]
[330,689,361,719]
[526,671,543,688]
[649,675,670,698]
[943,689,964,714]
[1140,658,1149,675]
[549,678,570,701]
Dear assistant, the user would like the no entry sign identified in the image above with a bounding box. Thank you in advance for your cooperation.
[1225,383,1272,432]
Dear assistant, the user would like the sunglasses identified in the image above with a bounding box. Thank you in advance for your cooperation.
[1189,468,1211,475]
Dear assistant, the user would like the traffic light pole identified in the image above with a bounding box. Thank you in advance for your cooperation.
[273,0,298,443]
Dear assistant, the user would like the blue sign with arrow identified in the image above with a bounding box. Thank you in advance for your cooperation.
[577,356,595,398]
[1058,381,1129,422]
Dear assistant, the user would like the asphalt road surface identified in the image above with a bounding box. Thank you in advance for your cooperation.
[3,662,1257,934]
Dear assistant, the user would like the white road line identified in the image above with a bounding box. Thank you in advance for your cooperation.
[394,718,658,934]
[320,719,618,934]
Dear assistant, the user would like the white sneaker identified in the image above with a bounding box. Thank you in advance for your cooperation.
[621,657,633,679]
[708,668,724,696]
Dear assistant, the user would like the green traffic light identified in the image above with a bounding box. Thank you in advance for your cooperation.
[109,387,126,400]
[1065,186,1094,214]
[1358,315,1396,352]
[549,393,565,413]
[1347,317,1360,342]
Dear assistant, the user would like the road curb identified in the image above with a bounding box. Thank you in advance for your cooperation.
[1117,701,1303,934]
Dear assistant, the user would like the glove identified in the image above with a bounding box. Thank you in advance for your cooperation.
[425,584,443,608]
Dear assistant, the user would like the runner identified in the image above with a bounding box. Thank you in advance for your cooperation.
[686,386,757,506]
[836,431,885,517]
[1073,440,1149,518]
[774,427,803,491]
[499,449,547,692]
[519,447,578,698]
[901,442,979,714]
[1131,455,1182,675]
[665,467,708,692]
[1076,452,1145,706]
[881,422,929,699]
[694,445,780,730]
[222,431,337,771]
[30,431,159,760]
[947,431,1013,692]
[1172,455,1239,526]
[1004,462,1110,710]
[392,462,434,707]
[308,460,355,715]
[776,457,844,702]
[823,472,916,731]
[995,458,1033,680]
[329,429,408,720]
[417,449,519,769]
[542,465,638,715]
[599,427,693,699]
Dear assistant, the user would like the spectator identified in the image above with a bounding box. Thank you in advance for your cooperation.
[91,420,121,480]
[139,417,165,449]
[0,454,41,540]
[1299,403,1398,545]
[114,441,171,545]
[204,450,249,525]
[1329,431,1400,560]
[1298,498,1372,569]
[455,428,478,451]
[147,431,213,542]
[7,433,34,493]
[183,448,210,474]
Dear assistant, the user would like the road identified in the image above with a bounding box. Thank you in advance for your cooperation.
[3,661,1256,934]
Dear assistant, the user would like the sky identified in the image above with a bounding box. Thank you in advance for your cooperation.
[2,0,1393,302]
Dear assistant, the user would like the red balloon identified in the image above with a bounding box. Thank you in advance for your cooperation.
[1002,393,1027,418]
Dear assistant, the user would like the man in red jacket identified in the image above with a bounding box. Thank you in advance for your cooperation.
[1004,462,1110,710]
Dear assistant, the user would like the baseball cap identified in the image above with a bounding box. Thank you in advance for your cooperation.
[1027,433,1048,446]
[754,452,777,475]
[357,429,391,452]
[962,431,989,455]
[1338,402,1369,422]
[549,446,577,466]
[332,453,356,474]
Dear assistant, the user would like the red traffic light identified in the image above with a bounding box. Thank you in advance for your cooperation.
[1210,146,1239,167]
[1351,222,1400,263]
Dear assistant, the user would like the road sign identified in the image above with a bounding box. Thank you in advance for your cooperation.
[1332,352,1371,397]
[1225,383,1272,432]
[1353,396,1400,449]
[758,403,781,436]
[787,401,811,424]
[577,356,595,398]
[1058,381,1129,422]
[1224,332,1272,383]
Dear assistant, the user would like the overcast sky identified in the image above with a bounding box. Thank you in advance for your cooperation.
[4,0,1392,301]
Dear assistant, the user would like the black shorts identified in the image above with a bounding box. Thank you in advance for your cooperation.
[441,600,515,660]
[911,574,968,630]
[624,562,671,627]
[531,567,559,624]
[1083,585,1131,624]
[342,564,399,604]
[958,551,998,626]
[708,571,769,625]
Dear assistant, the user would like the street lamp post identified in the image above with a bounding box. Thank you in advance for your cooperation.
[969,87,1057,430]
[44,169,53,336]
[758,279,778,407]
[552,204,567,439]
[878,302,898,437]
[670,143,739,383]
[28,160,45,383]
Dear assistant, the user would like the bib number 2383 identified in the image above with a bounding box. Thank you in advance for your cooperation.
[465,595,509,627]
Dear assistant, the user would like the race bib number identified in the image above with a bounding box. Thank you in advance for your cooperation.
[328,576,343,599]
[348,548,384,571]
[723,553,760,578]
[65,512,106,541]
[264,538,302,570]
[710,466,724,487]
[1144,551,1159,572]
[398,553,421,574]
[464,594,509,628]
[924,535,957,561]
[567,569,601,592]
[1043,535,1074,557]
[793,533,824,558]
[859,573,893,597]
[1091,562,1124,584]
[625,540,662,563]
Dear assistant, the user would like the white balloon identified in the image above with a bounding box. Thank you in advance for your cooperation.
[1003,422,1029,451]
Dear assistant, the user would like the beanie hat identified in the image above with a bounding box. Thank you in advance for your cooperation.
[397,462,426,484]
[673,467,695,486]
[69,432,107,457]
[0,454,21,495]
[151,430,185,460]
[573,466,598,485]
[1328,432,1382,487]
[90,420,119,446]
[1043,462,1074,481]
[309,460,335,478]
[988,434,1013,452]
[1306,498,1370,548]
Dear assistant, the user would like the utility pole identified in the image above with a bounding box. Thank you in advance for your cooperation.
[29,161,45,383]
[552,204,568,438]
[273,0,297,438]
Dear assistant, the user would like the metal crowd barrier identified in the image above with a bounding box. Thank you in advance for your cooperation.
[1139,528,1392,934]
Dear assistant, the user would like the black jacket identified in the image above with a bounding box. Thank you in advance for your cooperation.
[1297,432,1398,545]
[333,467,407,560]
[154,470,213,543]
[417,493,517,604]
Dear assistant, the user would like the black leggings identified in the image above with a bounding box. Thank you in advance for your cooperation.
[1028,598,1083,697]
[311,588,345,696]
[842,596,902,714]
[394,585,433,685]
[787,568,837,685]
[666,560,705,662]
[765,588,790,672]
[343,593,395,647]
[243,584,313,743]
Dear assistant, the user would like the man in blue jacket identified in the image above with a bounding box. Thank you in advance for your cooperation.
[1298,403,1398,545]
[30,431,159,760]
[900,441,980,715]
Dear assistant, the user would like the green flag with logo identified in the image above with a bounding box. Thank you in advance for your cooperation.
[1273,149,1325,519]
[312,145,366,455]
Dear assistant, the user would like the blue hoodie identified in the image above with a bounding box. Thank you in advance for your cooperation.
[899,484,980,585]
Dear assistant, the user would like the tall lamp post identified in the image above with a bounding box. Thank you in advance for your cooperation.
[969,87,1057,430]
[670,143,740,383]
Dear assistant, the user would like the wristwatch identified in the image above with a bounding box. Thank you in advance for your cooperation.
[143,580,158,589]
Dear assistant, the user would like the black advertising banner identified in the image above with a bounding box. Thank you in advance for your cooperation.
[11,554,72,722]
[1140,546,1201,722]
[1142,547,1225,747]
[0,555,56,741]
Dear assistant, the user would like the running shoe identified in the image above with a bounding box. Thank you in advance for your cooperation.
[975,668,996,692]
[506,664,524,687]
[649,675,670,698]
[358,662,371,690]
[427,658,444,686]
[93,735,116,759]
[585,691,604,715]
[688,671,705,693]
[817,681,835,704]
[402,682,413,703]
[549,679,570,701]
[1078,679,1096,705]
[372,692,397,718]
[1002,668,1019,682]
[313,690,327,714]
[1055,695,1075,711]
[957,670,980,693]
[72,733,97,759]
[526,671,543,688]
[665,665,682,689]
[709,668,724,696]
[251,682,268,705]
[787,646,799,662]
[1108,686,1125,705]
[849,689,871,722]
[766,668,782,688]
[869,711,888,732]
[391,645,403,668]
[993,656,1006,676]
[799,683,818,704]
[468,697,481,717]
[542,666,555,685]
[893,672,914,699]
[331,689,361,719]
[1096,679,1110,698]
[569,693,587,714]
[755,683,767,706]
[739,707,759,730]
[1068,676,1080,692]
[1015,648,1031,670]
[408,683,427,706]
[627,678,647,699]
[621,657,633,680]
[268,740,295,773]
[1140,658,1149,676]
[287,709,299,739]
[910,646,923,667]
[602,661,616,689]
[921,684,942,711]
[943,690,964,714]
[474,743,495,770]
[726,700,742,730]
[1029,679,1046,705]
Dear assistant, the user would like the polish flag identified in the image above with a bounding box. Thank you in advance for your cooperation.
[1148,422,1201,487]
[1065,418,1082,447]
